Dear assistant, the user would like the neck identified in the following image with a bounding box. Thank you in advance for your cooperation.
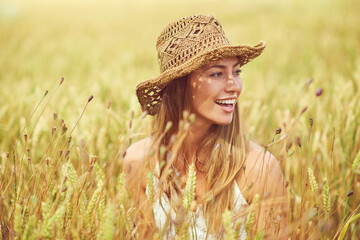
[186,118,212,156]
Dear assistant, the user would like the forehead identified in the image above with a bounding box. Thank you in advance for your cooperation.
[200,56,240,70]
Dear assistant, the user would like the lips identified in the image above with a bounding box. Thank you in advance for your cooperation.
[214,98,236,113]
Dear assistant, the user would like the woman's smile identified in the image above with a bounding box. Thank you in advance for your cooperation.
[189,56,243,126]
[214,97,237,113]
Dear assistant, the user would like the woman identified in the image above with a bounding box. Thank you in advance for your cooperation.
[123,15,288,239]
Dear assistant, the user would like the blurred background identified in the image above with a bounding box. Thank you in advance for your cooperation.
[0,0,359,160]
[0,0,360,238]
[0,0,358,115]
[0,0,359,151]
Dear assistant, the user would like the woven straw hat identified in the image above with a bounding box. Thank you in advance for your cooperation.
[136,15,266,115]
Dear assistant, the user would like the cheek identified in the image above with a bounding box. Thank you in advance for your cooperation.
[239,81,243,94]
[191,81,218,102]
[190,82,210,110]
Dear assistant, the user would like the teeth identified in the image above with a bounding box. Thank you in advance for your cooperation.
[214,99,235,105]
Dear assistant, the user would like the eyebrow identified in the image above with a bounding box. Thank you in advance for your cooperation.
[204,60,241,70]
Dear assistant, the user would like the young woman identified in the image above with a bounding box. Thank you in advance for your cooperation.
[123,15,288,239]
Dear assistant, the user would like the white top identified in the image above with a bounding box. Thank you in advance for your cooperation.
[152,181,248,240]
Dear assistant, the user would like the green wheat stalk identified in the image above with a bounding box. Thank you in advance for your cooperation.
[14,202,23,236]
[41,205,66,239]
[223,209,235,240]
[183,163,196,213]
[245,194,259,240]
[21,215,36,240]
[97,204,115,240]
[146,171,155,205]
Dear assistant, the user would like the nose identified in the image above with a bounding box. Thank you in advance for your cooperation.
[225,75,242,95]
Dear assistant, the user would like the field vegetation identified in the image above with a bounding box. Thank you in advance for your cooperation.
[0,0,359,239]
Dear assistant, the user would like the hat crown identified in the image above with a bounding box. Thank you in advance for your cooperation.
[156,15,232,73]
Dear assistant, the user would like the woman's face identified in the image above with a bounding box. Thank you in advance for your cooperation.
[188,56,243,126]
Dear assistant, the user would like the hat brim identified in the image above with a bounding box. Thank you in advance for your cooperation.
[136,41,266,115]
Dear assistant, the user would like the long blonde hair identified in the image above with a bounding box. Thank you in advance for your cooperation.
[150,75,248,234]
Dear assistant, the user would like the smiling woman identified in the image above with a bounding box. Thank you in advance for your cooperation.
[189,57,243,126]
[123,15,288,239]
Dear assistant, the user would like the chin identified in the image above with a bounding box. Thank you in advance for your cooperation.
[214,116,233,125]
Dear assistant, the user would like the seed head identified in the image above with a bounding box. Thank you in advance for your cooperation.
[222,209,234,240]
[189,113,196,123]
[245,193,259,234]
[306,78,313,86]
[276,128,282,135]
[183,110,189,120]
[53,113,57,120]
[307,168,318,193]
[106,101,112,109]
[183,163,196,212]
[351,149,360,171]
[165,121,173,131]
[44,90,49,96]
[59,77,64,85]
[301,107,308,114]
[87,95,94,103]
[14,203,22,234]
[146,172,155,205]
[346,190,354,198]
[169,134,176,145]
[323,178,330,214]
[61,123,67,135]
[316,88,323,97]
[309,118,313,127]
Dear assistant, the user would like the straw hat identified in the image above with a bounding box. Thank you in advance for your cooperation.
[136,15,266,115]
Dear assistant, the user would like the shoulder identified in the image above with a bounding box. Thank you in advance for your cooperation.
[246,141,279,173]
[122,137,152,174]
[237,141,285,202]
[242,142,288,237]
[122,137,153,195]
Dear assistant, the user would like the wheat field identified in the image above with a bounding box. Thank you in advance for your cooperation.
[0,0,359,239]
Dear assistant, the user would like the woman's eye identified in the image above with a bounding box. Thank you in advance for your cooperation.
[233,69,242,76]
[210,72,222,77]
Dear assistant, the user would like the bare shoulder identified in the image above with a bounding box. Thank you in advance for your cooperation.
[246,141,277,170]
[122,137,153,201]
[237,141,285,202]
[242,142,288,238]
[122,137,156,224]
[122,137,152,174]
